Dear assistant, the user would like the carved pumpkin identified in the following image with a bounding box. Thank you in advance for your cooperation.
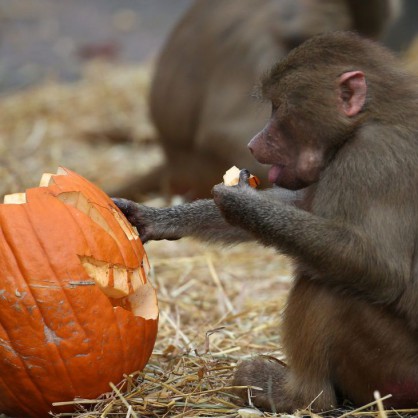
[0,167,158,418]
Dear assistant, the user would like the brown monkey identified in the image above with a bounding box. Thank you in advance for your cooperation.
[114,32,418,411]
[118,0,399,200]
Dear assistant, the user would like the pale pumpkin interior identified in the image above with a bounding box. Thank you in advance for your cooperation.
[222,165,241,186]
[2,167,158,320]
[3,193,27,204]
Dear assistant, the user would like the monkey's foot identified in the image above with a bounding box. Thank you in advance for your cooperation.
[232,356,292,412]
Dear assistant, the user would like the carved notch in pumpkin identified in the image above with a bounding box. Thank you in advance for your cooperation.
[80,256,157,319]
[39,166,68,186]
[81,256,144,298]
[57,191,120,239]
[55,190,140,243]
[2,169,67,204]
[3,192,27,204]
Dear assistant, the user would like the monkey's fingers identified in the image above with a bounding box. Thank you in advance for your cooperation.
[238,168,251,186]
[112,198,144,233]
[112,197,134,217]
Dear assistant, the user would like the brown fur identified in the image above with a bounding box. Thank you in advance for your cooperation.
[114,32,418,412]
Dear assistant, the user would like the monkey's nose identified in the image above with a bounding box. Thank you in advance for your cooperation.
[248,135,257,154]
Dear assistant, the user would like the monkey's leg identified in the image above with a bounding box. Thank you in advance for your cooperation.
[283,278,418,410]
[325,296,418,409]
[233,278,338,412]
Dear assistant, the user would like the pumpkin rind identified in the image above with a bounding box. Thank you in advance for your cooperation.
[0,168,158,418]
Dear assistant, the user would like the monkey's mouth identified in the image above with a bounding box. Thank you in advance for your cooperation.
[268,164,285,185]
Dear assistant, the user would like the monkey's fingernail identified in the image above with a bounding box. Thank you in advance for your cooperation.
[112,197,123,207]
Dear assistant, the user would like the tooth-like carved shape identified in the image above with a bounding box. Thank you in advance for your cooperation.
[39,167,67,188]
[3,193,27,204]
[39,173,55,187]
[80,255,157,320]
[80,256,147,300]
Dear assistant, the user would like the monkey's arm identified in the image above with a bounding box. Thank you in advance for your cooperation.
[113,184,304,244]
[212,184,410,301]
[113,198,255,244]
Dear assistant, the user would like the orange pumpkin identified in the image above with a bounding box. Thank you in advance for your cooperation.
[0,167,158,418]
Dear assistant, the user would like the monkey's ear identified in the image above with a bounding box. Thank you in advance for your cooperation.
[338,71,366,117]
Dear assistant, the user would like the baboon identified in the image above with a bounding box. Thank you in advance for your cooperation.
[115,32,418,411]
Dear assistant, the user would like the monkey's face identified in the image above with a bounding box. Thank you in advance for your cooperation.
[250,64,367,191]
[248,110,325,191]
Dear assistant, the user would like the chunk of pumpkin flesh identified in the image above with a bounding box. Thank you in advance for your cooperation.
[223,165,260,188]
[3,193,27,204]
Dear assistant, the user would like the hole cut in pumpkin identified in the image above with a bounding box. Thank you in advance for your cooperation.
[79,254,156,320]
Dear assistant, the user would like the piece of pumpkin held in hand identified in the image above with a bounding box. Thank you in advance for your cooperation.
[223,166,260,188]
[0,167,158,418]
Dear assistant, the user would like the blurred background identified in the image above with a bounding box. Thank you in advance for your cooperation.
[0,0,192,199]
[0,0,193,91]
[0,0,417,92]
[1,0,418,200]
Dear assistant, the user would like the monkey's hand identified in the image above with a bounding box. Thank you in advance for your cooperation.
[213,169,260,227]
[112,198,181,243]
